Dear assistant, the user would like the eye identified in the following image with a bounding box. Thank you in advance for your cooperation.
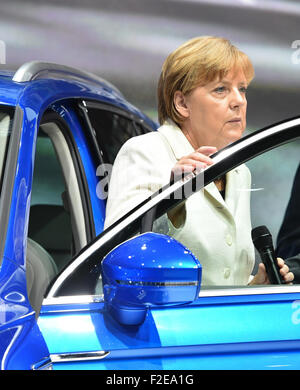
[214,86,226,93]
[239,86,247,93]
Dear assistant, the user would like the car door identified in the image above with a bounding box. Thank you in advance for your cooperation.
[37,116,300,370]
[0,106,52,370]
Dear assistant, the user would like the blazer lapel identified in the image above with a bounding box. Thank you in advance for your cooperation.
[204,182,226,207]
[204,182,235,226]
[224,168,243,217]
[204,169,241,220]
[158,119,194,159]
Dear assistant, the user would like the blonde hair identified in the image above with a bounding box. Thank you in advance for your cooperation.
[157,36,254,125]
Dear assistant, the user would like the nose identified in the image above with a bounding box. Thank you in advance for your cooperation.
[229,88,246,109]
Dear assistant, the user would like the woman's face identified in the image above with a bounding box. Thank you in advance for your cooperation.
[175,68,248,150]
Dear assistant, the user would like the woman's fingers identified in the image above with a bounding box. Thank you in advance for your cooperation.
[171,146,217,181]
[186,153,214,166]
[177,158,207,169]
[196,146,218,156]
[178,146,217,166]
[172,164,195,175]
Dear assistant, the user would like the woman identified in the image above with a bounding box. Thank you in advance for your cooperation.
[104,36,293,286]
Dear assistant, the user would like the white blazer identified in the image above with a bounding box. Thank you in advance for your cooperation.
[104,120,255,286]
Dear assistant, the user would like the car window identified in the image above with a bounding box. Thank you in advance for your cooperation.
[83,102,153,165]
[0,106,14,196]
[29,131,73,271]
[151,138,300,289]
[248,139,300,271]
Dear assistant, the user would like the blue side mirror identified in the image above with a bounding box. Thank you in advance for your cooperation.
[101,232,202,326]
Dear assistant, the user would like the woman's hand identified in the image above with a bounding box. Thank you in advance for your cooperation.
[250,258,294,285]
[171,146,217,181]
[168,146,217,228]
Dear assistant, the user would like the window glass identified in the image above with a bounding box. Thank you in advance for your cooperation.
[29,130,73,272]
[86,107,151,165]
[0,107,14,196]
[248,140,300,243]
[248,139,300,272]
[149,138,300,289]
[30,135,65,206]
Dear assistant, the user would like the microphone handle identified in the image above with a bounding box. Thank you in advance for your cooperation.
[260,248,283,284]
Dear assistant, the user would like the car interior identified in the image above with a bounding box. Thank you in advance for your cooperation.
[25,105,152,314]
[26,120,88,314]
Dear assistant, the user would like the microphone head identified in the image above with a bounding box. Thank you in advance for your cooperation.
[251,225,273,251]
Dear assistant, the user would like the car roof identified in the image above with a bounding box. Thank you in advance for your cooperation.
[0,61,123,103]
[0,62,156,128]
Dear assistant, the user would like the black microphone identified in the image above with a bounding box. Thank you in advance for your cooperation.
[251,225,283,284]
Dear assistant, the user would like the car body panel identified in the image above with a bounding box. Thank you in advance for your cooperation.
[0,258,50,369]
[38,291,300,370]
[0,66,157,369]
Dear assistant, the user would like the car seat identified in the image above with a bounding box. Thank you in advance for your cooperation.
[26,238,58,315]
[28,203,73,271]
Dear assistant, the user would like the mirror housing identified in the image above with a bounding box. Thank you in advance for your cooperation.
[101,232,201,326]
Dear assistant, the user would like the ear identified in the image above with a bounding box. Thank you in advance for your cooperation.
[173,91,190,119]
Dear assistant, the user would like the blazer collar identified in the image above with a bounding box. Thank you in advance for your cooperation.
[205,169,242,218]
[158,119,194,160]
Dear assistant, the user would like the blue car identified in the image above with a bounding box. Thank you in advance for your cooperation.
[0,61,300,371]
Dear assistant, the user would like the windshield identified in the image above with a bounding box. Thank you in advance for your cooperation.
[0,106,14,196]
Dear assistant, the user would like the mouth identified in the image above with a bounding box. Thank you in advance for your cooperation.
[227,118,241,123]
